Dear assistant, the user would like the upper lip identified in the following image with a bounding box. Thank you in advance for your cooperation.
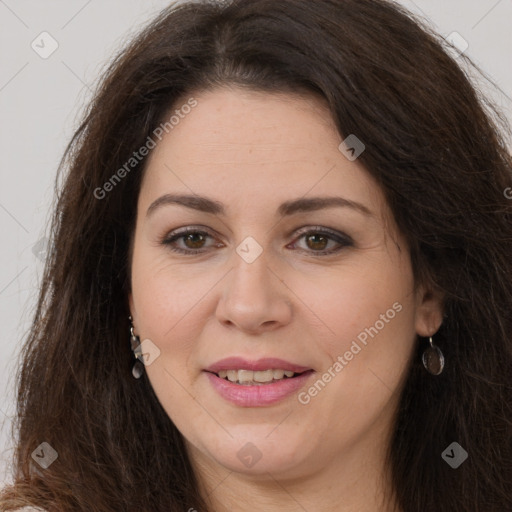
[204,357,313,374]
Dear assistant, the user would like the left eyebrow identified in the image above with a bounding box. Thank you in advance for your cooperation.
[277,196,373,217]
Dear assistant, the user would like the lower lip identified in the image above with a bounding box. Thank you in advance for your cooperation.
[204,370,315,407]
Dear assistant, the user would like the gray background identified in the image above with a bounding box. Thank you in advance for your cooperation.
[1,0,511,484]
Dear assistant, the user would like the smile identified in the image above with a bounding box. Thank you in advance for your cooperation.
[204,369,315,407]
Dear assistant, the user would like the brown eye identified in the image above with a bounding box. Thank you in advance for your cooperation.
[162,228,220,254]
[305,233,329,251]
[182,232,207,249]
[290,227,353,255]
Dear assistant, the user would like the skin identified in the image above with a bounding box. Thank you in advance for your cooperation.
[128,87,443,512]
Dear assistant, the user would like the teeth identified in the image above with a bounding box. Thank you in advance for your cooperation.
[254,370,274,382]
[216,369,299,384]
[238,369,254,383]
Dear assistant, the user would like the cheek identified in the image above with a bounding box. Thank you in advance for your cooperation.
[294,258,417,445]
[304,251,417,368]
[130,249,210,417]
[131,243,210,332]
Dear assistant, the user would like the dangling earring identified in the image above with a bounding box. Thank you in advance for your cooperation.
[422,336,445,375]
[129,316,144,379]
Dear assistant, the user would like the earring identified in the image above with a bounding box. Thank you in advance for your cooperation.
[422,336,445,375]
[129,316,144,379]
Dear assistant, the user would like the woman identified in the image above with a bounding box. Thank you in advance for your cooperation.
[2,0,511,510]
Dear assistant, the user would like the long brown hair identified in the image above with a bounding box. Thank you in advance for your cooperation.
[2,0,511,510]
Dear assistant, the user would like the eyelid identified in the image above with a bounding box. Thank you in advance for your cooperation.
[160,225,221,247]
[162,225,218,237]
[288,225,353,254]
[291,225,353,244]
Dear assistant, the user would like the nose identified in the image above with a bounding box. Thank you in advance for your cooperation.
[215,248,293,334]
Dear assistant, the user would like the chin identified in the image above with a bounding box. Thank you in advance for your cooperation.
[196,433,310,477]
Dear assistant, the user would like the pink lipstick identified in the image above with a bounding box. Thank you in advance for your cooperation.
[204,357,314,407]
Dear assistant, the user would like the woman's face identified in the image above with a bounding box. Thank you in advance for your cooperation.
[129,87,442,481]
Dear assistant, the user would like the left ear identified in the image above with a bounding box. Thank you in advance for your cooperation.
[414,284,444,337]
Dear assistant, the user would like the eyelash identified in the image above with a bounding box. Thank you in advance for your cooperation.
[160,226,353,256]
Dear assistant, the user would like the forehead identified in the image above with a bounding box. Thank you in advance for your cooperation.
[150,87,337,162]
[139,87,385,220]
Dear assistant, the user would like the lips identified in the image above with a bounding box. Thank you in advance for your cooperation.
[203,357,315,406]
